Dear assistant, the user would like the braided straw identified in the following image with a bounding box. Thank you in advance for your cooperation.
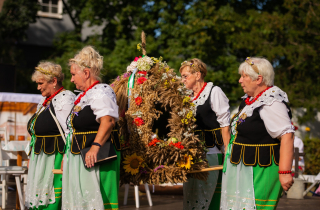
[245,57,259,74]
[141,31,146,56]
[35,67,57,77]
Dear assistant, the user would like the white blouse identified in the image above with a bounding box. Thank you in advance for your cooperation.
[192,82,230,154]
[237,86,295,138]
[192,82,231,127]
[74,83,119,122]
[26,90,76,154]
[36,90,76,134]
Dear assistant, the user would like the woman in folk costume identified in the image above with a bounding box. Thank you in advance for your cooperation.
[180,58,231,210]
[62,46,120,210]
[25,62,75,209]
[221,57,294,210]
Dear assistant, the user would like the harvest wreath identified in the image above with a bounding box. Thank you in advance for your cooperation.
[111,32,209,185]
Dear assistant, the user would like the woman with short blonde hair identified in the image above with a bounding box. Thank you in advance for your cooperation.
[25,61,75,209]
[180,58,231,210]
[221,57,294,210]
[62,46,120,210]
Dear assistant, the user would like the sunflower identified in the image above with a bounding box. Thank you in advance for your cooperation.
[178,154,193,170]
[123,153,144,175]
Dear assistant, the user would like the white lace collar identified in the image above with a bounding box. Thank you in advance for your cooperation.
[75,83,116,109]
[36,90,76,112]
[240,86,289,117]
[52,90,76,111]
[192,82,213,108]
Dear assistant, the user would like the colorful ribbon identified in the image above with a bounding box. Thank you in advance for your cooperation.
[65,113,74,162]
[222,134,235,173]
[29,134,36,160]
[29,116,37,160]
[127,68,138,107]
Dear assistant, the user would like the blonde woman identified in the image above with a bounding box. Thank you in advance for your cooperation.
[62,46,120,210]
[25,62,75,209]
[220,57,294,210]
[180,58,231,210]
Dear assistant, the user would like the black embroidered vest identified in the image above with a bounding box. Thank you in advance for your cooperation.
[195,86,223,148]
[27,103,65,155]
[230,100,292,167]
[70,106,121,154]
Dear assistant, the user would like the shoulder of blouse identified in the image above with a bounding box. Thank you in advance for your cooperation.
[241,86,289,118]
[52,90,76,111]
[77,83,117,108]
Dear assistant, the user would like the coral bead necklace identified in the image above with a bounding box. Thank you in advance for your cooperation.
[74,81,100,105]
[192,82,207,102]
[245,86,273,105]
[42,87,64,107]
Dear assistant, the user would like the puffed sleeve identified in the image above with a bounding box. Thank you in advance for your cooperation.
[259,101,295,138]
[54,91,76,134]
[55,103,74,134]
[90,94,119,123]
[210,86,231,127]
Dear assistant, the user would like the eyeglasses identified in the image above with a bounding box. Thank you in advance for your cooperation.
[181,74,192,81]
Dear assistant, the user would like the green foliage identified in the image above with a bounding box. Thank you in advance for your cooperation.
[0,0,39,64]
[304,136,320,175]
[47,0,319,118]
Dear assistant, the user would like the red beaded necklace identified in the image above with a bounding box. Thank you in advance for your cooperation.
[245,86,273,105]
[74,81,100,105]
[192,82,207,102]
[42,87,64,107]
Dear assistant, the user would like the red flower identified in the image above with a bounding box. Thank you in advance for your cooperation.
[148,138,160,146]
[138,71,147,76]
[133,117,144,126]
[135,96,143,106]
[169,142,184,149]
[137,77,147,84]
[134,56,142,62]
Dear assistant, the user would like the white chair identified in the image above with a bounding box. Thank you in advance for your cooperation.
[0,127,9,166]
[0,166,28,210]
[123,183,153,208]
[299,173,320,196]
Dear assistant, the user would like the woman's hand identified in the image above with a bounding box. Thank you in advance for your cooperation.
[278,133,294,191]
[279,174,294,191]
[85,145,100,168]
[61,155,64,171]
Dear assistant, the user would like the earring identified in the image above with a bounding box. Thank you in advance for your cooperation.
[54,86,56,89]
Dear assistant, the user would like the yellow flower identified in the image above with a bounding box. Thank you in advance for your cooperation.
[183,96,191,105]
[137,43,142,51]
[151,57,159,63]
[186,111,193,119]
[181,119,189,124]
[123,153,144,175]
[305,127,311,132]
[171,78,175,82]
[165,67,170,72]
[178,154,193,169]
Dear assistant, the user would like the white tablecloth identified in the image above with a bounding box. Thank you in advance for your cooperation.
[0,92,43,103]
[1,141,29,161]
[2,141,29,152]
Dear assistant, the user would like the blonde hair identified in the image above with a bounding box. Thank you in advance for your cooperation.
[238,57,274,86]
[179,58,207,79]
[32,61,64,85]
[69,46,103,81]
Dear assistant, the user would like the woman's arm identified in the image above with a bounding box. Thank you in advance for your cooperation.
[85,115,116,168]
[279,132,294,191]
[259,101,295,191]
[221,126,230,153]
[210,86,231,152]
